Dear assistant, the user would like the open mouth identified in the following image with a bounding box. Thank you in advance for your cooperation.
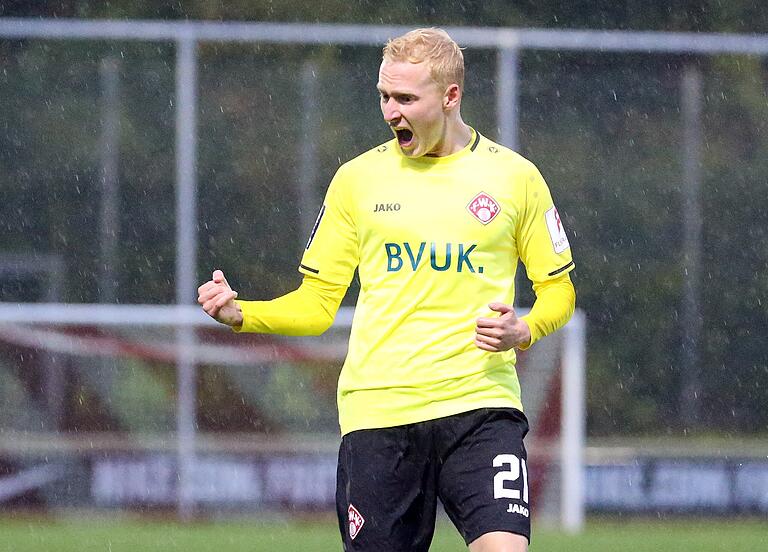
[395,128,414,147]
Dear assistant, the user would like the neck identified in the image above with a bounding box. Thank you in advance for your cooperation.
[428,116,472,157]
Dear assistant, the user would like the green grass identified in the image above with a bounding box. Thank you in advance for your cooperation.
[1,516,766,551]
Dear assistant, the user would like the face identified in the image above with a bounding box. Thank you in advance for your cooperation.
[377,60,453,157]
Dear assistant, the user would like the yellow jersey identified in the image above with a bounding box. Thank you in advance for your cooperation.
[299,130,574,435]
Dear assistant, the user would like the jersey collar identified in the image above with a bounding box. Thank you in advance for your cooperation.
[397,127,480,165]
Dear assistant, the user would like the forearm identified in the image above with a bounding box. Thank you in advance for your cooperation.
[519,274,576,349]
[234,275,347,336]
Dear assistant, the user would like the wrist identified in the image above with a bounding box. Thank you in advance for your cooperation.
[516,318,532,350]
[223,301,244,328]
[232,303,243,327]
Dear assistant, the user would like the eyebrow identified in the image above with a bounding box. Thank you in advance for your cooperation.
[376,85,416,96]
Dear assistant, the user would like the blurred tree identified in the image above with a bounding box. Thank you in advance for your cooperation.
[1,3,767,436]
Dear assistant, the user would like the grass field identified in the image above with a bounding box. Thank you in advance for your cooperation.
[1,516,766,552]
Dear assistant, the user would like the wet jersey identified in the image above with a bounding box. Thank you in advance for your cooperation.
[299,130,574,435]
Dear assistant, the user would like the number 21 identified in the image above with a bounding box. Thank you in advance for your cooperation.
[493,454,528,503]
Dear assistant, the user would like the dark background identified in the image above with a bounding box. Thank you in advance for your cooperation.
[1,1,767,437]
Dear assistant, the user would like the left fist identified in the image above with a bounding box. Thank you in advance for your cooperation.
[474,302,531,352]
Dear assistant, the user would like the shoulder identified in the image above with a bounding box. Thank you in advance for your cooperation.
[338,138,399,176]
[325,138,397,201]
[474,133,540,175]
[473,134,551,198]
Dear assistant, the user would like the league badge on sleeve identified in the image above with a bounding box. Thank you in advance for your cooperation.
[545,206,570,253]
[467,192,500,225]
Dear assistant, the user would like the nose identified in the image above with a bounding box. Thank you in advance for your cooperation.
[382,98,401,124]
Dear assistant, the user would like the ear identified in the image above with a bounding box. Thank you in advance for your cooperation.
[443,83,461,110]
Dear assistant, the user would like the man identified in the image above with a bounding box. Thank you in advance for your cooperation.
[198,28,575,552]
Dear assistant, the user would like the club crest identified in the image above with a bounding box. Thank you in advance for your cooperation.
[348,504,365,540]
[467,192,500,224]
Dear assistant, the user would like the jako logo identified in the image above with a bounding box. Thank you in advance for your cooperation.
[385,242,483,273]
[467,192,500,224]
[374,203,401,212]
[507,503,530,517]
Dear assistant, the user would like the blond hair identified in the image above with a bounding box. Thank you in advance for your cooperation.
[382,28,464,91]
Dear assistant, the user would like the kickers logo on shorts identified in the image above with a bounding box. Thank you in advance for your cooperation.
[467,192,500,225]
[348,504,365,540]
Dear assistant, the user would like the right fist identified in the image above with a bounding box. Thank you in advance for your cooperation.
[197,269,243,327]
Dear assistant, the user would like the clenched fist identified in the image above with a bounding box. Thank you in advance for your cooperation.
[474,302,531,352]
[197,269,243,327]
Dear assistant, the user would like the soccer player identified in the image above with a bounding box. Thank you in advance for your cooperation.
[198,28,575,552]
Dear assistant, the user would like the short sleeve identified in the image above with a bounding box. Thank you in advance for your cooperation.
[516,165,575,283]
[299,165,360,286]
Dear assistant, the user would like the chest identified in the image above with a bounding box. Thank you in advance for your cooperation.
[355,168,521,248]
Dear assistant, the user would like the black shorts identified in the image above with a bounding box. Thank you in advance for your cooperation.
[336,408,530,551]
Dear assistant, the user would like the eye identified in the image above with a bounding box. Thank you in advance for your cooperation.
[379,92,389,102]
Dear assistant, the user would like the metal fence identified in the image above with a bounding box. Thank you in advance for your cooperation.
[2,18,768,527]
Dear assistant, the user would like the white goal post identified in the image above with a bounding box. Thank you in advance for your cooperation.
[561,308,586,532]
